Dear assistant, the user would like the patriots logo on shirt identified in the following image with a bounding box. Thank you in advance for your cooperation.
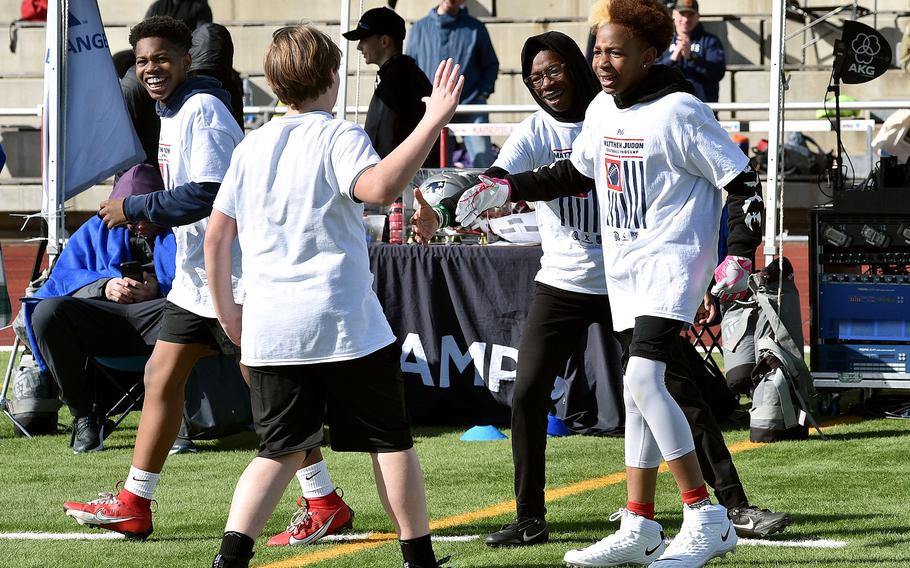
[606,159,622,192]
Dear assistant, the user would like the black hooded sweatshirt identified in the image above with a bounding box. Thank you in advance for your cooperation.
[437,32,598,217]
[189,23,245,128]
[520,31,600,124]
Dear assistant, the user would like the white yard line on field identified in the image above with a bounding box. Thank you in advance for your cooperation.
[0,532,125,540]
[738,537,848,548]
[320,532,848,548]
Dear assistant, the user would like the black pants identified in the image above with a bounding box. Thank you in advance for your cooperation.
[30,296,166,417]
[512,284,748,519]
[512,283,613,519]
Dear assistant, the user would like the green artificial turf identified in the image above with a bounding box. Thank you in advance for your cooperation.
[0,403,908,567]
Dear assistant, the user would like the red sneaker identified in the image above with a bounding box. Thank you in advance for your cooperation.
[63,487,153,540]
[267,489,354,546]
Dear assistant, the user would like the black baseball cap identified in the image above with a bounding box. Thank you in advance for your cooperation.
[671,0,699,13]
[342,7,405,41]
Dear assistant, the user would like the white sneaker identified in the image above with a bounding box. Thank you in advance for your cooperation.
[564,509,666,567]
[650,503,737,567]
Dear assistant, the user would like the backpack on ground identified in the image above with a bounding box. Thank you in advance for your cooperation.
[8,352,61,436]
[747,259,822,442]
[752,133,833,176]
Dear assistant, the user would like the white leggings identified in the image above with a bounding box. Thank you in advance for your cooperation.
[623,355,696,469]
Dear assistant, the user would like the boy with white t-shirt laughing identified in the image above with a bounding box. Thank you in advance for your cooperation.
[204,25,463,568]
[64,15,244,540]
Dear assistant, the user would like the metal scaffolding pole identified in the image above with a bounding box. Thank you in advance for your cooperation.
[765,0,787,265]
[337,0,351,121]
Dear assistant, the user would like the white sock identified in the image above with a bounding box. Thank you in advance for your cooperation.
[123,466,160,500]
[297,460,335,498]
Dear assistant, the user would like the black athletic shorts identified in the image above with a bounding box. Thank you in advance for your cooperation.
[616,315,685,364]
[247,343,413,458]
[156,301,239,355]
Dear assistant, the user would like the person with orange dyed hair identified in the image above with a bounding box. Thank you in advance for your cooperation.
[455,1,765,566]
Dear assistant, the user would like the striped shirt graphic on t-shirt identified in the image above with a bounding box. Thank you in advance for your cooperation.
[601,136,647,230]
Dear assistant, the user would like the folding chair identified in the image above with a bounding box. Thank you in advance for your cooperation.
[86,355,150,439]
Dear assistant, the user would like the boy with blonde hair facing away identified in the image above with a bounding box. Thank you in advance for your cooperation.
[205,25,463,568]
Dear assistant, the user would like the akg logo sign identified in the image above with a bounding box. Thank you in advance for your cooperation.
[848,33,881,77]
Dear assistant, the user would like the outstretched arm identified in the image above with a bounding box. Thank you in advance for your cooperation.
[456,160,594,227]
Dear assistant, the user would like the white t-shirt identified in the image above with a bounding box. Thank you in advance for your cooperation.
[213,111,394,366]
[493,111,607,295]
[157,93,245,318]
[571,91,749,331]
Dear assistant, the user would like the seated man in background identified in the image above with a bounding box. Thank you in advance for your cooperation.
[27,164,175,453]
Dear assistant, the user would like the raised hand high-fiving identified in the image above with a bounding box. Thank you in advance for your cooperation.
[421,58,465,130]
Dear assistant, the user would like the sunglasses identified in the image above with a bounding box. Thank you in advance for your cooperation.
[523,63,566,89]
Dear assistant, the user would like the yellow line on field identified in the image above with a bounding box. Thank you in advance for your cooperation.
[260,535,397,568]
[259,418,850,567]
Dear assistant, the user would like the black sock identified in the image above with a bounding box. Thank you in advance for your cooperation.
[212,531,255,568]
[399,533,436,567]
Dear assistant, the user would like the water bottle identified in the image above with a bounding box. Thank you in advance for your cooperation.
[388,198,404,244]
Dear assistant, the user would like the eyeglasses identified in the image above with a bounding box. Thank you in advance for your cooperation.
[523,63,566,89]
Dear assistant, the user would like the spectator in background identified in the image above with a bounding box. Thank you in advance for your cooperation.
[900,20,910,73]
[657,0,726,103]
[344,7,439,167]
[27,165,175,453]
[407,0,498,167]
[145,0,212,30]
[189,23,245,128]
[113,49,136,79]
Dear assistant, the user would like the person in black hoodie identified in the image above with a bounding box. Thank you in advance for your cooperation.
[189,23,244,129]
[455,1,768,566]
[145,0,212,30]
[64,15,244,542]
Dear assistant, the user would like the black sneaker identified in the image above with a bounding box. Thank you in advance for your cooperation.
[729,505,792,538]
[70,416,103,453]
[485,516,548,547]
[403,555,451,568]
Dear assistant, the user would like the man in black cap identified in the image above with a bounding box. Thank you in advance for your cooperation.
[344,7,439,166]
[657,0,727,103]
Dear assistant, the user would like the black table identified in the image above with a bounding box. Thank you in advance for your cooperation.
[369,243,624,434]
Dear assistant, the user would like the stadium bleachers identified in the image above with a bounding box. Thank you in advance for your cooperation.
[1,0,908,220]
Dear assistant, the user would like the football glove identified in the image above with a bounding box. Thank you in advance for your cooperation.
[711,255,752,302]
[455,175,511,228]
